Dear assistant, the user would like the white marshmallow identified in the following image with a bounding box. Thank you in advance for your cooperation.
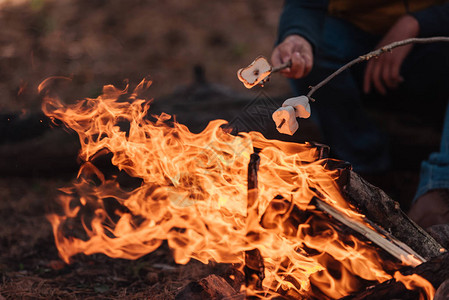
[272,106,299,135]
[237,56,272,89]
[282,95,311,118]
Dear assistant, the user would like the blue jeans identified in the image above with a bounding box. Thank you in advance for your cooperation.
[415,102,449,200]
[290,16,449,176]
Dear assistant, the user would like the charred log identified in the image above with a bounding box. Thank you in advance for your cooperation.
[435,279,449,300]
[341,169,444,260]
[314,197,425,266]
[427,224,449,250]
[175,274,242,300]
[244,249,264,291]
[245,149,265,291]
[343,252,449,300]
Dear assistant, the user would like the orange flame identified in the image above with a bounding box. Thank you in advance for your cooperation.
[394,271,435,300]
[42,78,431,298]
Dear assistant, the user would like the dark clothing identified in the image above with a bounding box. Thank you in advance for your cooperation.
[278,0,449,51]
[412,3,449,36]
[328,0,449,35]
[277,0,449,172]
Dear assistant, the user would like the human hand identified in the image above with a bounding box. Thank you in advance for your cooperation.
[363,15,420,95]
[271,35,313,79]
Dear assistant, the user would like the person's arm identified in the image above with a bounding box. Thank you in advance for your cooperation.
[277,0,328,50]
[272,0,327,79]
[411,3,449,37]
[363,15,419,95]
[364,4,449,95]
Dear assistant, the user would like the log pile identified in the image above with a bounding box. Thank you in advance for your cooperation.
[341,169,443,260]
[175,144,449,299]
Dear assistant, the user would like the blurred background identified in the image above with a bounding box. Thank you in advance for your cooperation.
[0,0,289,112]
[0,0,309,175]
[0,0,443,298]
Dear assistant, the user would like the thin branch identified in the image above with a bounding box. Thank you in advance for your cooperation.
[272,60,292,73]
[306,36,449,102]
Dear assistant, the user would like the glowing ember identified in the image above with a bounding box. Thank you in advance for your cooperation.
[41,78,433,298]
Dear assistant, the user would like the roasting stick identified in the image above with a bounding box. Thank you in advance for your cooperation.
[314,198,426,267]
[307,36,449,101]
[237,56,291,89]
[277,118,286,129]
[276,38,449,132]
[271,59,292,73]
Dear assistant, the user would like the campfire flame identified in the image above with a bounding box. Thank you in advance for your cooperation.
[41,78,434,299]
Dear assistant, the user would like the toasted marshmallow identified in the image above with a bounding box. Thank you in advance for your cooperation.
[282,95,311,118]
[237,56,272,89]
[272,106,299,135]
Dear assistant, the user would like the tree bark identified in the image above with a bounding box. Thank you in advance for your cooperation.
[341,169,444,260]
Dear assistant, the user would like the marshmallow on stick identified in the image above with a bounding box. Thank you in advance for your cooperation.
[282,95,311,118]
[272,95,312,135]
[237,56,272,89]
[237,56,292,89]
[272,106,298,135]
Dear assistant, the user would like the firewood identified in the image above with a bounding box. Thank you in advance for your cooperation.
[427,224,449,250]
[435,279,449,300]
[245,149,265,290]
[341,169,445,260]
[342,252,449,299]
[314,198,425,266]
[175,274,240,300]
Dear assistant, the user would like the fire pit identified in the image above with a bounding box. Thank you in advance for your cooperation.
[39,77,448,299]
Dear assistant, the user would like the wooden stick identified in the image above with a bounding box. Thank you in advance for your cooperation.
[276,118,286,129]
[314,197,425,267]
[342,170,445,260]
[306,37,449,101]
[271,60,292,73]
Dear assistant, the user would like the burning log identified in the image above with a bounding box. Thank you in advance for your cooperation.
[341,169,445,260]
[435,279,449,300]
[175,274,243,300]
[309,141,443,264]
[342,252,449,299]
[245,148,265,291]
[427,224,449,249]
[314,197,425,267]
[309,167,448,299]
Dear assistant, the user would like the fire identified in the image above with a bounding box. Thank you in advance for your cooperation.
[41,78,433,298]
[394,272,435,300]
